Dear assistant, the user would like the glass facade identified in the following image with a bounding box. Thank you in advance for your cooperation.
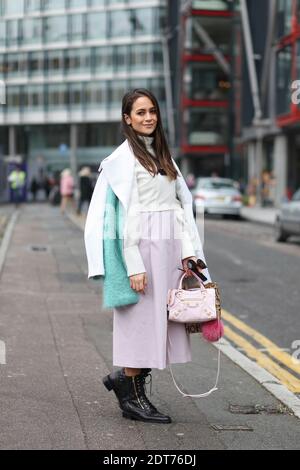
[0,6,163,45]
[185,62,229,100]
[187,15,231,54]
[22,17,43,44]
[276,46,292,115]
[0,0,166,174]
[25,0,41,13]
[276,0,292,38]
[192,0,231,10]
[188,107,228,146]
[44,15,68,42]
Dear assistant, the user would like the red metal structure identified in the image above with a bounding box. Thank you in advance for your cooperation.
[180,3,233,176]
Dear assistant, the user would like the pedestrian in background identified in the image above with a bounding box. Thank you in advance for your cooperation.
[7,165,26,207]
[85,88,210,424]
[77,166,93,216]
[30,176,39,202]
[60,168,75,214]
[186,173,196,189]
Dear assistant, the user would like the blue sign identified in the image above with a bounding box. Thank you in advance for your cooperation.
[59,143,68,154]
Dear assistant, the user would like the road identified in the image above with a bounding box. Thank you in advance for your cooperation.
[203,216,300,395]
[1,204,300,450]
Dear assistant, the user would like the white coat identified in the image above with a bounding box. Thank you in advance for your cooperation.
[84,139,210,281]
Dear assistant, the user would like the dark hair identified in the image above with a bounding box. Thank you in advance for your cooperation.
[121,88,178,181]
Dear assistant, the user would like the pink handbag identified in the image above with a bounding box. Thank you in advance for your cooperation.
[167,271,217,324]
[167,270,222,398]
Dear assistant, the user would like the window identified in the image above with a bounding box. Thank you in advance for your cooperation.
[129,78,149,93]
[7,20,20,46]
[130,43,152,71]
[185,62,229,100]
[154,6,166,34]
[0,54,6,77]
[24,84,44,109]
[109,80,127,108]
[47,50,64,75]
[94,46,113,73]
[115,45,129,72]
[276,46,292,115]
[69,0,86,8]
[70,14,84,41]
[84,80,107,108]
[70,82,83,108]
[7,53,27,77]
[133,8,153,36]
[148,77,164,102]
[25,0,40,13]
[153,43,163,70]
[110,10,131,37]
[192,0,231,10]
[87,12,106,39]
[42,0,65,11]
[188,107,228,145]
[187,16,231,54]
[89,0,105,6]
[65,48,90,74]
[44,15,67,43]
[5,0,24,15]
[78,123,120,147]
[7,86,22,109]
[22,18,43,44]
[0,20,5,46]
[277,0,292,38]
[47,83,69,108]
[28,51,44,76]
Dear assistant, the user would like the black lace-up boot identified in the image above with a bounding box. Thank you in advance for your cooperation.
[103,369,171,424]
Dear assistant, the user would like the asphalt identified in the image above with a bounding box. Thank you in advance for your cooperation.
[0,203,299,450]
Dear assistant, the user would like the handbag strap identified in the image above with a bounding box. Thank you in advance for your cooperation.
[167,326,221,398]
[178,270,206,290]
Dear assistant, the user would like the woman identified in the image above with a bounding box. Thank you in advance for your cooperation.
[60,168,75,214]
[84,89,210,424]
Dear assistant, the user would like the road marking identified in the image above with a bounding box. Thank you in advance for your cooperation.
[0,340,6,365]
[214,338,300,418]
[0,210,19,276]
[222,309,300,376]
[224,326,300,393]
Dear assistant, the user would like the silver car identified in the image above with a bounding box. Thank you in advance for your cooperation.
[192,177,243,218]
[275,188,300,242]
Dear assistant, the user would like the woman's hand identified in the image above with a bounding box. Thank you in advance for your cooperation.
[129,272,148,294]
[182,256,202,278]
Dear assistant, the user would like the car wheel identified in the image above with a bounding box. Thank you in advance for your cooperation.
[274,218,289,242]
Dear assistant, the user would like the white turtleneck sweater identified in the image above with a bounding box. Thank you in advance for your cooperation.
[123,135,196,276]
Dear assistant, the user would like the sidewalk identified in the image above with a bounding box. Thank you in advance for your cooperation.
[0,203,299,450]
[241,206,278,226]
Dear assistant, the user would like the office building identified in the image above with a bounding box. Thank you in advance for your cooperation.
[0,0,166,198]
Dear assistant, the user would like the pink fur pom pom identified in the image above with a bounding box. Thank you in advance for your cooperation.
[201,319,224,342]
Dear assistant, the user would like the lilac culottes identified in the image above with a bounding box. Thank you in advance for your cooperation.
[113,210,191,369]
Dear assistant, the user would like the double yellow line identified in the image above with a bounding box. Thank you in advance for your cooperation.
[222,310,300,393]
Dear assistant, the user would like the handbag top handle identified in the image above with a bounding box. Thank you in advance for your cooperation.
[178,270,206,290]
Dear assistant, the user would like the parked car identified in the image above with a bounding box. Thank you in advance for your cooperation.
[192,177,243,218]
[275,188,300,242]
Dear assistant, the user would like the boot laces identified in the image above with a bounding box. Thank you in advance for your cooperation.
[135,372,156,411]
